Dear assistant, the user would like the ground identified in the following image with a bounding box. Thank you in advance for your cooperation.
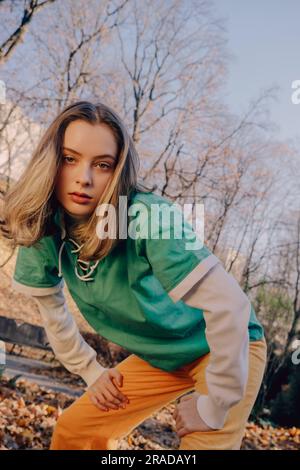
[1,239,300,451]
[0,374,299,450]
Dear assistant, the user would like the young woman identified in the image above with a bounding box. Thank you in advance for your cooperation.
[2,101,267,450]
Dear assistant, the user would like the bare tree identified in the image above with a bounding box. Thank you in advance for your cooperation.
[114,0,227,182]
[3,0,129,121]
[0,0,57,66]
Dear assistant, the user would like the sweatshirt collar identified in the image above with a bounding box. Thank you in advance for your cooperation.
[53,206,100,282]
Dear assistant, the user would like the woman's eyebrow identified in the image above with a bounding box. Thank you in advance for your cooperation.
[63,147,116,160]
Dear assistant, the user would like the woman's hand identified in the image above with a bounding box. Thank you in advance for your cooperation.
[86,367,130,412]
[174,391,216,438]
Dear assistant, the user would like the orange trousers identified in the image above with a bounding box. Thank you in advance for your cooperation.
[50,337,267,450]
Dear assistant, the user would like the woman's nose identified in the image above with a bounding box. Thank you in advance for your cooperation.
[76,164,92,185]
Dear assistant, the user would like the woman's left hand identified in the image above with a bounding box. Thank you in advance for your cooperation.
[174,391,215,438]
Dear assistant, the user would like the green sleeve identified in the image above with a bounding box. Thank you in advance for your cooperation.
[132,200,220,302]
[12,239,64,296]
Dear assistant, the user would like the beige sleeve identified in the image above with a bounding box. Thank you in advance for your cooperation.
[30,289,108,387]
[181,261,250,430]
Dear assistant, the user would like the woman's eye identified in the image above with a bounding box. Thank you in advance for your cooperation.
[63,155,75,163]
[62,156,111,169]
[96,162,111,170]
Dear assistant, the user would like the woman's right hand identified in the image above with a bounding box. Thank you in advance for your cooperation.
[86,367,130,412]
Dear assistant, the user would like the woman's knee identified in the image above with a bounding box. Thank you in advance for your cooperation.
[51,404,113,450]
[55,407,75,433]
[178,428,241,450]
[51,406,80,446]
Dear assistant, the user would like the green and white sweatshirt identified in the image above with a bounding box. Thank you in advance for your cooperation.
[11,190,264,429]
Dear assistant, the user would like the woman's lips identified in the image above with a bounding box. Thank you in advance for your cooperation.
[69,193,92,204]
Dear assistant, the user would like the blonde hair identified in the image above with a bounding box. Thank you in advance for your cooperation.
[2,101,153,261]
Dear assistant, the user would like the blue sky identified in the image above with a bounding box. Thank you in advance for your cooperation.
[2,1,299,144]
[215,0,300,143]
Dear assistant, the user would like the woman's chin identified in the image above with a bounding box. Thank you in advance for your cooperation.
[63,206,93,221]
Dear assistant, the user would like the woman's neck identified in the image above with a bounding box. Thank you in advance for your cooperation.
[63,210,90,245]
[64,210,90,226]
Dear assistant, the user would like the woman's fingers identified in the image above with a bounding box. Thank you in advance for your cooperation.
[86,369,130,412]
[88,391,108,411]
[101,388,126,409]
[95,375,129,404]
[90,383,128,410]
[105,378,129,404]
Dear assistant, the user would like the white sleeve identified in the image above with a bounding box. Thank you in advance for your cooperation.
[181,261,250,430]
[31,289,108,387]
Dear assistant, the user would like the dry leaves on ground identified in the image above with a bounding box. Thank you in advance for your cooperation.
[0,376,299,451]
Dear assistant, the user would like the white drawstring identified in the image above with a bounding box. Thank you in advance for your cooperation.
[57,191,136,280]
[58,240,66,277]
[69,237,100,281]
[58,230,100,281]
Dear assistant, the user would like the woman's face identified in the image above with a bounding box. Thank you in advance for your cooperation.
[55,119,118,220]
